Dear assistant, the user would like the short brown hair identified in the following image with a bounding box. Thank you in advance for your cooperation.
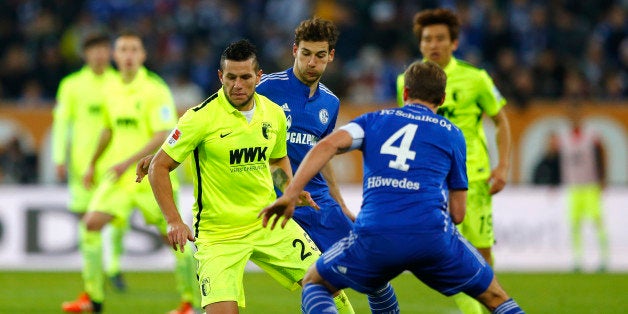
[404,61,447,105]
[412,8,460,44]
[82,32,110,50]
[294,18,339,51]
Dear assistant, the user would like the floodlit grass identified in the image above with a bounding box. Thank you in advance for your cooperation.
[0,271,626,313]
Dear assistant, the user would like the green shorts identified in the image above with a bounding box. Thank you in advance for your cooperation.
[67,173,94,214]
[568,184,602,222]
[194,219,320,308]
[88,171,170,232]
[456,180,494,248]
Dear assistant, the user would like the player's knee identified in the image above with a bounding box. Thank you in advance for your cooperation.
[301,264,321,286]
[83,213,108,231]
[475,279,509,310]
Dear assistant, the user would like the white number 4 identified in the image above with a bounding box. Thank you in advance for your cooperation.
[380,124,417,171]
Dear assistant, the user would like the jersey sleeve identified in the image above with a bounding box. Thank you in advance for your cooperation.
[51,77,74,164]
[476,70,506,117]
[269,106,288,159]
[161,109,205,163]
[447,128,468,190]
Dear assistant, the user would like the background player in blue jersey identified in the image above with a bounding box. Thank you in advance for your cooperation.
[256,17,396,313]
[259,61,524,314]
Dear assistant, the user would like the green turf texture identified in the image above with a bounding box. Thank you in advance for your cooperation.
[0,271,625,313]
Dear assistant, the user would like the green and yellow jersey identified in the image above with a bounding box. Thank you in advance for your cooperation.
[102,66,178,185]
[161,88,287,239]
[397,57,506,181]
[52,66,118,180]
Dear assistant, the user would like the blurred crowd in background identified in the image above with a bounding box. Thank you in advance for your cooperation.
[0,0,627,184]
[0,0,626,108]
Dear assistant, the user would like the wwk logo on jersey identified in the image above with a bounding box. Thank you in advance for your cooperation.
[167,128,181,146]
[229,146,268,164]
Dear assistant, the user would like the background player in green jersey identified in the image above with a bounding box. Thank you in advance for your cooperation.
[396,8,512,314]
[52,32,130,292]
[62,31,199,314]
[138,39,330,314]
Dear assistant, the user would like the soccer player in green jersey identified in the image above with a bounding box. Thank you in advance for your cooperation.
[62,31,199,314]
[52,32,130,292]
[396,8,512,314]
[140,39,323,314]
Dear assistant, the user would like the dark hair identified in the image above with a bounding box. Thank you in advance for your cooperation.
[220,39,259,71]
[413,8,460,44]
[294,17,339,51]
[404,60,447,105]
[116,29,143,42]
[82,32,110,50]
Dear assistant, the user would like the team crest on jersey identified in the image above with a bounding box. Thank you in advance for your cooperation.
[286,115,292,129]
[167,128,181,146]
[200,277,210,296]
[262,122,272,139]
[319,109,329,125]
[160,105,173,121]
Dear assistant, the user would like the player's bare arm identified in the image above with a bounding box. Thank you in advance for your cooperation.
[111,130,169,179]
[449,189,467,224]
[261,130,352,229]
[320,163,355,221]
[489,108,511,195]
[270,156,318,209]
[83,128,112,188]
[135,154,155,182]
[147,149,193,252]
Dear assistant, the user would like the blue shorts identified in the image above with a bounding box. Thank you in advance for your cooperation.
[316,228,494,297]
[293,194,353,252]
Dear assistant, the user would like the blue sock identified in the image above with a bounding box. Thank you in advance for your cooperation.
[367,283,400,314]
[493,298,524,314]
[302,283,338,314]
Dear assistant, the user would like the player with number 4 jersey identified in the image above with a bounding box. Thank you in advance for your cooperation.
[260,60,524,314]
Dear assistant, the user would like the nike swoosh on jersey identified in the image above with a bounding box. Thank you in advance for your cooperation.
[220,132,232,138]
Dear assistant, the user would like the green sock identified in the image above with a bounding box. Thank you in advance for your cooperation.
[106,222,127,276]
[173,242,200,307]
[571,220,583,270]
[452,292,483,314]
[333,290,355,314]
[596,221,609,270]
[80,224,105,303]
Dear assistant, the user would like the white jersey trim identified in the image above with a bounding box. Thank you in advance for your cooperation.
[339,122,364,151]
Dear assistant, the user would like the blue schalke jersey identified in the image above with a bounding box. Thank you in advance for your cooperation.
[349,104,468,234]
[257,68,339,197]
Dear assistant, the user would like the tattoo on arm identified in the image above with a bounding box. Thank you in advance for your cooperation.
[272,167,289,192]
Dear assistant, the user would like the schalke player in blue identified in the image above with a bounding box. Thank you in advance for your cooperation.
[256,17,355,248]
[257,18,397,313]
[259,61,524,314]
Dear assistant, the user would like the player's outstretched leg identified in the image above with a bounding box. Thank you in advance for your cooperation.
[453,292,485,314]
[333,290,355,314]
[302,283,338,314]
[473,277,524,314]
[106,220,129,292]
[63,223,104,313]
[367,283,400,314]
[169,242,201,314]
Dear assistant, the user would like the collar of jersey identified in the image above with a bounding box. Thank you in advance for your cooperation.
[217,88,263,120]
[286,67,320,101]
[421,57,458,74]
[82,65,116,80]
[405,103,431,112]
[121,66,148,90]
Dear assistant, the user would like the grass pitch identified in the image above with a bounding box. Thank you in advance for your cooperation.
[0,271,626,313]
